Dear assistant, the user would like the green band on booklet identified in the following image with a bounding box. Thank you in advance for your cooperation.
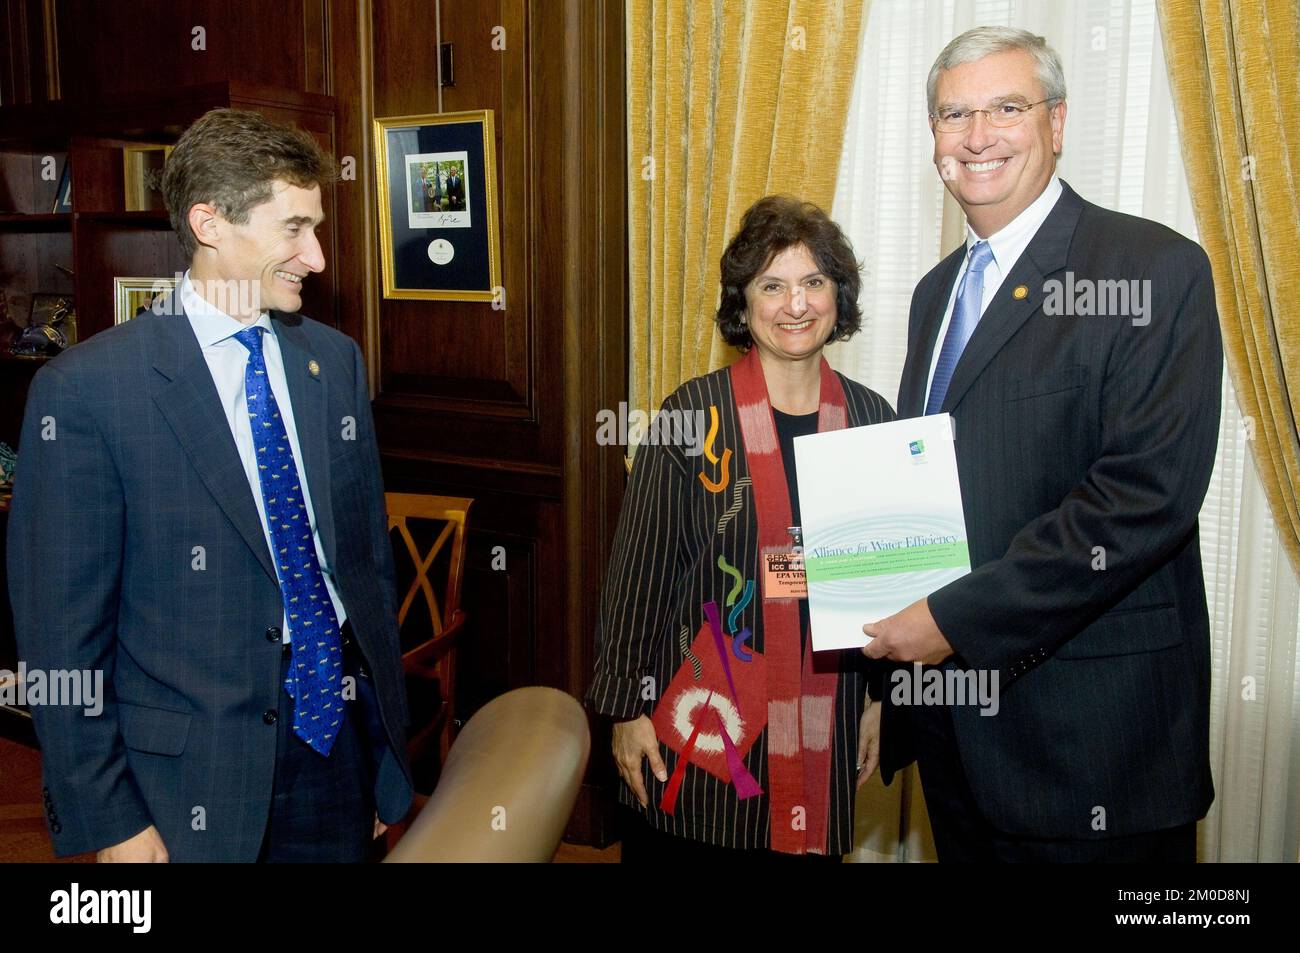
[804,541,970,581]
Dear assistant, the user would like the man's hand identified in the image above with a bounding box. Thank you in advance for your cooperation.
[612,714,667,808]
[97,825,168,863]
[856,694,881,790]
[373,813,387,840]
[862,597,954,664]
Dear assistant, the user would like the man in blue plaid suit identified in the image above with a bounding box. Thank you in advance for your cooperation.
[8,109,413,862]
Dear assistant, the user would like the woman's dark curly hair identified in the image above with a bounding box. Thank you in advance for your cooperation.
[715,195,863,350]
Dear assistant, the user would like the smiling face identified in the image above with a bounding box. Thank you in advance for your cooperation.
[931,49,1065,236]
[744,243,838,365]
[191,179,326,319]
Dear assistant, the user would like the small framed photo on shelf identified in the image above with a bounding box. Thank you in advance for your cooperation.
[113,277,177,325]
[372,110,501,301]
[122,144,173,212]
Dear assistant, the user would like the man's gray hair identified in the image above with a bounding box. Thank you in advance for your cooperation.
[926,26,1067,114]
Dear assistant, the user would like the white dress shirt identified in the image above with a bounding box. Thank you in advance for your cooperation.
[925,176,1065,402]
[180,272,348,642]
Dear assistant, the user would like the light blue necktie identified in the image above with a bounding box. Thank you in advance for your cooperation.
[926,240,995,415]
[235,326,345,756]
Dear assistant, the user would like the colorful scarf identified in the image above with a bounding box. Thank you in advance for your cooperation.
[731,347,846,854]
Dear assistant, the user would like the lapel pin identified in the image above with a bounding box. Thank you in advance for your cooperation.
[1013,284,1029,300]
[307,360,320,377]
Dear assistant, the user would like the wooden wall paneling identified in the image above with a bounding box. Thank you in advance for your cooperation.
[1,0,56,107]
[1,0,30,106]
[0,227,73,297]
[371,0,530,416]
[460,526,540,706]
[324,0,374,356]
[303,0,329,96]
[52,0,325,99]
[549,0,627,846]
[67,135,129,213]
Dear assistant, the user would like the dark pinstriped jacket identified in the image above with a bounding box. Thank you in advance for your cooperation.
[8,297,414,860]
[588,365,894,852]
[892,181,1220,838]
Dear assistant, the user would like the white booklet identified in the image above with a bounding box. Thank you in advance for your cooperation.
[793,414,971,651]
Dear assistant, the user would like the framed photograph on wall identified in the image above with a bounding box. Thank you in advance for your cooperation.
[372,110,501,301]
[113,276,177,324]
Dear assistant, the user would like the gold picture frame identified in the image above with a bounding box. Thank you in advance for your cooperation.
[113,277,177,325]
[372,110,501,301]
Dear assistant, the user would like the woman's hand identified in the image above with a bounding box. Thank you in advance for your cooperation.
[856,695,881,790]
[612,715,668,808]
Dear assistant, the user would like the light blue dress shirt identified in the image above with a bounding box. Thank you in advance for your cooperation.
[180,272,348,642]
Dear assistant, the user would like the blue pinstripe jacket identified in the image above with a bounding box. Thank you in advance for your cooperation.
[7,295,413,860]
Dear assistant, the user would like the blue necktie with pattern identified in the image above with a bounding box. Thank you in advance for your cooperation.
[235,326,345,756]
[926,240,995,415]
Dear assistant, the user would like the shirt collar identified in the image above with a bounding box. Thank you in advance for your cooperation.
[180,270,274,349]
[964,175,1063,266]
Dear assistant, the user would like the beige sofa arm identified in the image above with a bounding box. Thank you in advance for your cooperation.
[384,686,591,862]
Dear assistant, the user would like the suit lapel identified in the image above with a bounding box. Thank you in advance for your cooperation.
[938,181,1083,415]
[272,314,338,574]
[900,247,964,417]
[150,296,279,586]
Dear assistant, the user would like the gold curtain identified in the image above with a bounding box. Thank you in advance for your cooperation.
[627,0,869,421]
[1157,0,1300,573]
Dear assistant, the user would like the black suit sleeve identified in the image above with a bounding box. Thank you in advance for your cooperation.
[7,362,154,855]
[928,241,1223,675]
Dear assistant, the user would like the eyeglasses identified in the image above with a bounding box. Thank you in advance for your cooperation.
[930,99,1054,133]
[752,275,835,299]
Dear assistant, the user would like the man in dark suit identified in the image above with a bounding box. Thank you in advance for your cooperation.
[446,170,464,211]
[864,27,1221,861]
[8,108,413,862]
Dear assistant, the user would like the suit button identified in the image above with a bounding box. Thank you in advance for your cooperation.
[50,823,62,834]
[263,709,278,725]
[265,626,282,642]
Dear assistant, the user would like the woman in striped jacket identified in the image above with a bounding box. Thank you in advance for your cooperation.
[589,195,896,860]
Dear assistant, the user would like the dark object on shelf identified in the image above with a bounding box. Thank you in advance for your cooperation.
[0,441,15,484]
[10,295,75,357]
[51,160,72,213]
[0,295,16,352]
[11,323,67,356]
[0,319,18,354]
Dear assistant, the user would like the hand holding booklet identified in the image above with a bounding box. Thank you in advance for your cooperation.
[793,414,971,651]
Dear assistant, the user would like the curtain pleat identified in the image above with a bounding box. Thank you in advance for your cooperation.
[1157,0,1300,574]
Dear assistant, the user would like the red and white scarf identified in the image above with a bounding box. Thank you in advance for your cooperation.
[730,347,846,854]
